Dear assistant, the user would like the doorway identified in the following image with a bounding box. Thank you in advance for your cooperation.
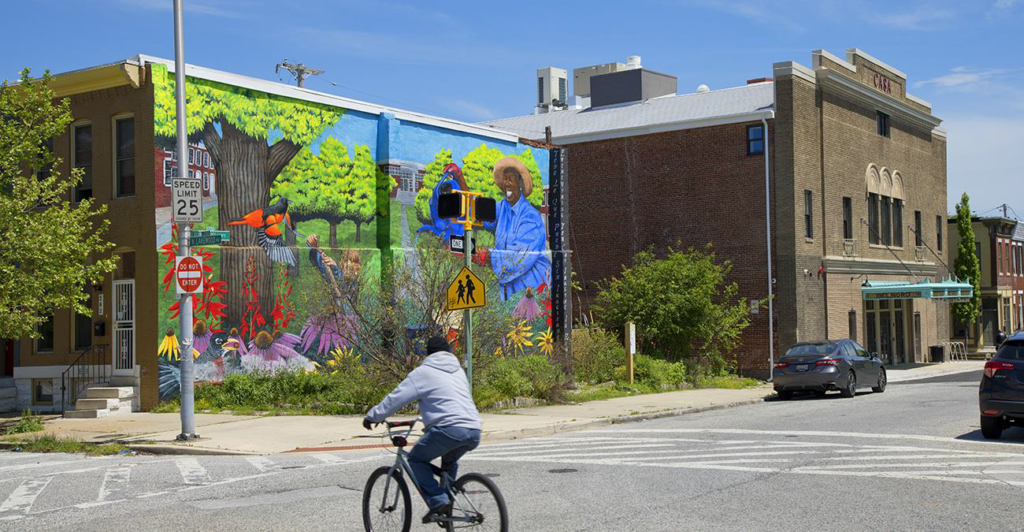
[112,280,135,376]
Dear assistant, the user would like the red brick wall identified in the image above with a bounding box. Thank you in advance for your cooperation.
[568,121,777,376]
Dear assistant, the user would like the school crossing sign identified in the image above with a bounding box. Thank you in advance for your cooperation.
[447,266,485,311]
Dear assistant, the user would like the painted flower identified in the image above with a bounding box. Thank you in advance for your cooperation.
[192,320,212,357]
[513,287,542,322]
[506,321,534,357]
[158,328,180,361]
[242,330,302,374]
[299,313,357,358]
[538,328,554,357]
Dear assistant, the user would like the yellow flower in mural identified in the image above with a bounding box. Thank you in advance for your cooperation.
[158,328,180,361]
[507,321,534,357]
[323,347,359,374]
[538,328,554,357]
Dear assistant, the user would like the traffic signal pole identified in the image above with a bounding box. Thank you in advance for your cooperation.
[173,0,197,440]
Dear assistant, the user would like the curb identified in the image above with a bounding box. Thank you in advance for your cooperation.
[126,443,258,456]
[887,364,982,383]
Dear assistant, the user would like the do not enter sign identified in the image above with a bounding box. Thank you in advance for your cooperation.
[176,256,204,295]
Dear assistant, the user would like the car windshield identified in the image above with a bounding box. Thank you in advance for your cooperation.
[785,343,836,356]
[996,341,1024,361]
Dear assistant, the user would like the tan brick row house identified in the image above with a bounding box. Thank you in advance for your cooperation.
[484,48,955,378]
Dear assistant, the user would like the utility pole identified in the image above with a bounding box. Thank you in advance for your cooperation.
[173,0,197,441]
[275,60,324,88]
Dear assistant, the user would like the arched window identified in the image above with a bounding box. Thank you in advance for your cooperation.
[866,165,881,245]
[891,172,905,248]
[866,165,906,247]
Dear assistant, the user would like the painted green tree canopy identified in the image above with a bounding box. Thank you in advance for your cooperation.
[414,145,543,225]
[153,64,342,147]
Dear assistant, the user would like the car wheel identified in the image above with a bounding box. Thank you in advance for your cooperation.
[776,390,794,401]
[981,416,1003,440]
[813,390,828,398]
[840,371,856,398]
[872,368,887,393]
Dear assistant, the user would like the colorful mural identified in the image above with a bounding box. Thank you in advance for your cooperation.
[151,65,558,398]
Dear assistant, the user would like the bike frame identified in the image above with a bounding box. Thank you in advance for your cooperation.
[379,419,482,524]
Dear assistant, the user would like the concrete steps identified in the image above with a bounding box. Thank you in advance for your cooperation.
[64,385,137,418]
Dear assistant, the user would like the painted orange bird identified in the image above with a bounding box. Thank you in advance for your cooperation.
[229,197,295,237]
[230,197,298,266]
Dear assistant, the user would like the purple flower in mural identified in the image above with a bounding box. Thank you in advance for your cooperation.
[299,313,357,358]
[242,330,313,374]
[513,287,542,322]
[192,320,212,356]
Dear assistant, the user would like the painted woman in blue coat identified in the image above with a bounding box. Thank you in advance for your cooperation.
[490,157,550,301]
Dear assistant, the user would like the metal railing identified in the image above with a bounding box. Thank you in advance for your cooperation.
[832,239,858,257]
[60,345,108,416]
[941,341,968,362]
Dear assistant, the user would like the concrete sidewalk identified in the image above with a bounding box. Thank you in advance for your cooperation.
[884,360,983,383]
[17,386,773,455]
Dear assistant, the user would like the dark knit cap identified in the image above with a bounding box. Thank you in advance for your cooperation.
[426,336,451,355]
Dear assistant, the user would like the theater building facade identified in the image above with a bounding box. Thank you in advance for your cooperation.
[485,48,957,378]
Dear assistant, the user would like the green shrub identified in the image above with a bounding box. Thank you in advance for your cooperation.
[475,354,567,408]
[571,328,626,384]
[614,354,687,389]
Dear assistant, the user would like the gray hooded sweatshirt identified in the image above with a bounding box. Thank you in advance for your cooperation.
[366,351,482,430]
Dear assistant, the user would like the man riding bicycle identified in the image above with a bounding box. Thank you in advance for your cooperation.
[363,336,482,524]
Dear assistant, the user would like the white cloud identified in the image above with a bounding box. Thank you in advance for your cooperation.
[915,66,1007,89]
[298,28,523,67]
[945,115,1024,217]
[440,100,498,122]
[104,0,247,19]
[680,0,805,31]
[993,0,1021,9]
[864,7,954,30]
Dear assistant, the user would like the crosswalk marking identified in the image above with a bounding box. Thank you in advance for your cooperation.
[311,453,346,465]
[98,466,132,501]
[0,477,52,513]
[175,457,211,485]
[474,443,675,457]
[245,456,279,472]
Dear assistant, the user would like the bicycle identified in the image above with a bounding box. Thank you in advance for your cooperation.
[362,418,508,532]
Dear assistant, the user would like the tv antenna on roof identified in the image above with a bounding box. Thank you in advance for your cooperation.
[275,59,324,88]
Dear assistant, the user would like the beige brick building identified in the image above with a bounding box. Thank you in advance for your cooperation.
[485,48,955,377]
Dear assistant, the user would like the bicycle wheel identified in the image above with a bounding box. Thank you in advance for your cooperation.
[362,466,412,532]
[451,472,508,532]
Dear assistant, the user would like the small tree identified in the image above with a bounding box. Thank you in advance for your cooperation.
[0,70,117,338]
[593,244,751,380]
[951,193,982,345]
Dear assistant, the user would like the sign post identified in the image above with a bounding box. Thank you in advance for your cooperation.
[625,322,636,385]
[172,0,198,441]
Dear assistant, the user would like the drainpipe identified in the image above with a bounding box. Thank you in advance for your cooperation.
[763,111,775,381]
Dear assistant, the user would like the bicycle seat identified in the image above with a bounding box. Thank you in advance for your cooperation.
[386,420,416,429]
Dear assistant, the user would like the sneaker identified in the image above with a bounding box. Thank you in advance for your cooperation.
[422,504,451,524]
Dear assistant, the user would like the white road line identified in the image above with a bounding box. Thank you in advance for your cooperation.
[175,458,211,485]
[479,438,655,451]
[473,443,847,461]
[0,477,52,513]
[834,447,1015,456]
[587,428,1022,447]
[805,462,1024,470]
[473,443,676,457]
[245,456,279,472]
[0,457,113,474]
[311,453,346,465]
[827,454,1017,462]
[792,468,1024,486]
[98,466,133,502]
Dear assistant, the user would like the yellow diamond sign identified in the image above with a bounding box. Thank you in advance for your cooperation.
[447,266,485,311]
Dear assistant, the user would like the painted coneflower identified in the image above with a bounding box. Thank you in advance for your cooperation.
[299,313,357,358]
[242,330,302,374]
[192,320,212,358]
[513,287,542,322]
[158,328,180,361]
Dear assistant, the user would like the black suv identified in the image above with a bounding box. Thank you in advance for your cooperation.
[979,331,1024,439]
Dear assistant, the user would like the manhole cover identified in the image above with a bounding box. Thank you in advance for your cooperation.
[548,468,577,474]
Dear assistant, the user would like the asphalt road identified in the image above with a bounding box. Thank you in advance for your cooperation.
[1,369,1022,532]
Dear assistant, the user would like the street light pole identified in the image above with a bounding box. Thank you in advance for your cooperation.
[174,0,197,441]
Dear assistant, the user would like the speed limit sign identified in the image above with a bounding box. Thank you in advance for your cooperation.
[172,178,204,223]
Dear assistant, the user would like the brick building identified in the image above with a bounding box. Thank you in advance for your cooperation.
[484,49,959,378]
[949,217,1022,348]
[154,142,217,208]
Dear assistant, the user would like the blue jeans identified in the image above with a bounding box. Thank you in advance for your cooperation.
[407,425,481,510]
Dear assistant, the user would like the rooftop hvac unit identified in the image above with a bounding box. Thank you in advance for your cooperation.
[536,67,568,113]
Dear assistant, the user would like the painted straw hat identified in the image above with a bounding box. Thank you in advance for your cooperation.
[492,157,533,198]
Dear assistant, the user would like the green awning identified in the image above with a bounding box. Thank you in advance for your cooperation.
[861,278,974,301]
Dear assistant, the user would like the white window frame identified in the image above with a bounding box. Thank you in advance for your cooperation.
[204,152,210,168]
[188,148,194,165]
[112,113,136,199]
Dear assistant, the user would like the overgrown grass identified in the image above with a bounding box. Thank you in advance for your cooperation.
[11,435,127,456]
[4,409,44,435]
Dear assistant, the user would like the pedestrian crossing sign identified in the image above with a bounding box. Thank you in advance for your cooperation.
[447,266,485,311]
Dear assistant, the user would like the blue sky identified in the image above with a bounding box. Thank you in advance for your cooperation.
[2,0,1022,218]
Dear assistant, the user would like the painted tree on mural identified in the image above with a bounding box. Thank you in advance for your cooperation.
[273,140,352,248]
[344,144,378,244]
[414,145,543,226]
[153,65,343,324]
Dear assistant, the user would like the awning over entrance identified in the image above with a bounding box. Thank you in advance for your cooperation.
[861,278,974,301]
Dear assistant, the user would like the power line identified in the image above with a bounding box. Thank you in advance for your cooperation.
[275,59,324,88]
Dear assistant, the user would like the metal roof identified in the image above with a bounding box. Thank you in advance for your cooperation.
[478,82,775,144]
